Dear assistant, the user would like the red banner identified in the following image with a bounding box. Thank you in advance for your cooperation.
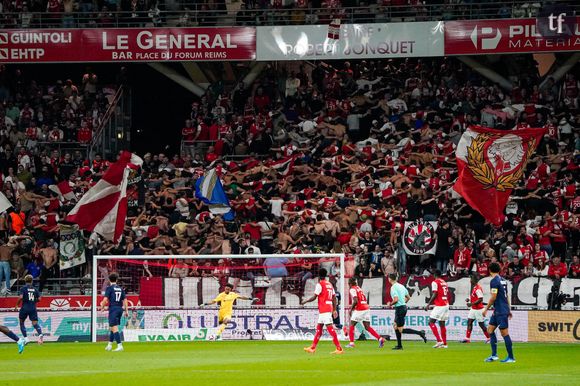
[0,295,140,309]
[445,18,580,55]
[0,27,256,63]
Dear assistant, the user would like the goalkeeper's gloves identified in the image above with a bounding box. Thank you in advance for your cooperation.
[251,298,259,303]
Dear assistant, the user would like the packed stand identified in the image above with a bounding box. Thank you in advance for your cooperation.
[0,0,570,28]
[156,58,578,292]
[0,65,114,295]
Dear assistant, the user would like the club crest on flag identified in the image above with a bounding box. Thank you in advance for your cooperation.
[466,132,536,192]
[403,219,438,255]
[454,126,546,226]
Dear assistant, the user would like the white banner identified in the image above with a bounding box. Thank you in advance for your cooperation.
[123,328,218,342]
[141,308,318,340]
[368,309,529,342]
[403,219,438,255]
[256,22,444,60]
[135,308,528,342]
[59,224,86,270]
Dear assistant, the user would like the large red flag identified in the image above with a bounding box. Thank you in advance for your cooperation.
[453,126,546,226]
[66,151,142,243]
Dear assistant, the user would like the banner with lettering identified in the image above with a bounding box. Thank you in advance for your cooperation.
[256,22,444,60]
[0,28,256,63]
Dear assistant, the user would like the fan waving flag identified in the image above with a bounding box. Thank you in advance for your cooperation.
[195,168,234,221]
[50,181,76,201]
[0,192,13,213]
[270,156,295,177]
[454,126,546,226]
[66,151,142,243]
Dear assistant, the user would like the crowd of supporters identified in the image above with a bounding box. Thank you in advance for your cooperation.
[173,58,579,287]
[0,56,579,297]
[0,0,565,29]
[0,64,113,295]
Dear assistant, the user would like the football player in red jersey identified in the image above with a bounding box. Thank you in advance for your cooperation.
[461,274,491,343]
[301,268,343,354]
[346,277,385,348]
[424,270,449,348]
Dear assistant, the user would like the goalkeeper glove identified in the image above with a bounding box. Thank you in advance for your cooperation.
[251,298,259,303]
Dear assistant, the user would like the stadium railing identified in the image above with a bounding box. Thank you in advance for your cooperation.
[1,0,578,29]
[89,86,125,159]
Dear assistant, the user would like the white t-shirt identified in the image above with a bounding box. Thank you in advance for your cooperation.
[269,199,284,217]
[298,120,317,134]
[258,221,274,240]
[175,198,189,217]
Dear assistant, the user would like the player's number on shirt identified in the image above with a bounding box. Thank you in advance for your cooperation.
[28,292,35,302]
[115,291,122,302]
[501,282,508,298]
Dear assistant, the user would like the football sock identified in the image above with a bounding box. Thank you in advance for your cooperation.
[217,323,227,336]
[326,325,341,349]
[479,323,490,338]
[114,332,121,344]
[429,323,441,342]
[109,331,115,342]
[19,322,27,338]
[395,330,402,347]
[440,325,447,345]
[490,332,498,356]
[465,329,472,339]
[4,330,19,342]
[366,326,381,340]
[348,325,355,343]
[33,324,42,335]
[312,325,323,348]
[402,328,422,336]
[504,335,514,358]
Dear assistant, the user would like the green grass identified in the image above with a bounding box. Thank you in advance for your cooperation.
[1,341,578,386]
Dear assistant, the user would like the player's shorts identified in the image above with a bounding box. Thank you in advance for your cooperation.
[19,307,38,322]
[468,308,485,323]
[351,309,370,323]
[429,305,449,321]
[489,313,509,329]
[108,308,123,327]
[317,312,334,325]
[218,313,232,324]
[394,305,408,327]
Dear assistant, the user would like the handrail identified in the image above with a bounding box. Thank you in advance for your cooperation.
[1,0,577,28]
[89,85,123,159]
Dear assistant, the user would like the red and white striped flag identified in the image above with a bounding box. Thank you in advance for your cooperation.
[270,156,295,177]
[66,151,142,243]
[50,181,76,201]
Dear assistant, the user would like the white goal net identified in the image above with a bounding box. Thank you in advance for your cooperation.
[91,254,346,342]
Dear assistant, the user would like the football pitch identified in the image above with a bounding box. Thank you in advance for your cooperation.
[1,341,578,386]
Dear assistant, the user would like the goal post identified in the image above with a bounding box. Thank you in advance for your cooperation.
[91,254,346,342]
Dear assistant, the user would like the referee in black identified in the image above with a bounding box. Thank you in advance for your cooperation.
[387,273,427,349]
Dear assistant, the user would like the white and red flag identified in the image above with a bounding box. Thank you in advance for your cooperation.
[66,151,142,243]
[270,156,295,177]
[454,126,546,226]
[50,181,76,201]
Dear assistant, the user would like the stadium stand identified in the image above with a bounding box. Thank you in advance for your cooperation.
[0,53,578,298]
[1,1,579,29]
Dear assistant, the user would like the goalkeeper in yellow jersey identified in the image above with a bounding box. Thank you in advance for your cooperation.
[202,283,258,338]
